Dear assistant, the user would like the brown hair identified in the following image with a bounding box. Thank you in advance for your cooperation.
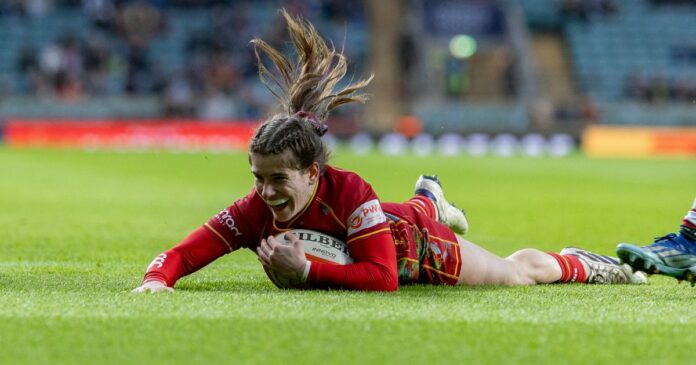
[248,9,373,172]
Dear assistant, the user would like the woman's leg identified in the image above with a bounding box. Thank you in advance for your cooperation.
[456,237,562,285]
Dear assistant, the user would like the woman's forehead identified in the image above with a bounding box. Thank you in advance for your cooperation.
[250,151,297,173]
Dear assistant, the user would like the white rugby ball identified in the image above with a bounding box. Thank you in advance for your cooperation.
[274,229,353,265]
[264,229,353,289]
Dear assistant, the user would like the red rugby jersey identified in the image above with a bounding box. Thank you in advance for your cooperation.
[143,166,398,291]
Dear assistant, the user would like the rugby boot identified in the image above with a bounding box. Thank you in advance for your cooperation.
[414,175,469,234]
[560,247,647,284]
[617,233,696,284]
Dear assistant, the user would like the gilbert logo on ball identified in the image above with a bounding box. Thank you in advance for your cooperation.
[274,229,353,265]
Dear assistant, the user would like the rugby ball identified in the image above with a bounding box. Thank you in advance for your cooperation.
[275,229,353,265]
[264,229,353,288]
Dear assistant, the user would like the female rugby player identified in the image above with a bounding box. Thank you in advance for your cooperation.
[133,10,645,293]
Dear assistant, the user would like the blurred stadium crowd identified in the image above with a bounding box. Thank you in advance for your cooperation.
[1,0,366,120]
[0,0,695,138]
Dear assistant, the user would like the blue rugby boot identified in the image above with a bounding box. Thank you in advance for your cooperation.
[616,233,696,284]
[414,175,469,234]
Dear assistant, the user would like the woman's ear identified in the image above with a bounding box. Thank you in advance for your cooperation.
[307,162,320,184]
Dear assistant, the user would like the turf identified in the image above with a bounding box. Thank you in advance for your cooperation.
[1,146,695,365]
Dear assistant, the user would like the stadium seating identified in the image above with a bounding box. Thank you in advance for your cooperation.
[563,0,696,101]
[413,101,528,134]
[1,1,694,128]
[0,2,368,98]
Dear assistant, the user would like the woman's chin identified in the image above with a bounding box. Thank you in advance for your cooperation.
[271,207,293,222]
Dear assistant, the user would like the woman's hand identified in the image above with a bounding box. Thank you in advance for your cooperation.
[257,233,308,286]
[131,280,174,294]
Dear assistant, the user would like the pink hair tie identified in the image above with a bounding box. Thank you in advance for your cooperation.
[295,111,328,136]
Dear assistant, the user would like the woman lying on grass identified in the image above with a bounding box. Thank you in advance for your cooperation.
[133,10,646,293]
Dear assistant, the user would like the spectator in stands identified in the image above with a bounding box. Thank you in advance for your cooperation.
[117,0,164,49]
[553,96,597,124]
[624,72,696,104]
[649,75,670,103]
[503,50,518,99]
[670,77,695,102]
[198,89,238,120]
[82,34,111,95]
[117,0,166,95]
[82,0,117,32]
[398,30,417,98]
[624,72,649,101]
[35,33,85,100]
[163,70,195,117]
[17,45,45,95]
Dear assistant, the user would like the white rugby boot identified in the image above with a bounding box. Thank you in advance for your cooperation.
[414,175,469,235]
[560,247,647,284]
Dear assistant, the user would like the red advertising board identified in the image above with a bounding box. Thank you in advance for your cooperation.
[4,119,259,151]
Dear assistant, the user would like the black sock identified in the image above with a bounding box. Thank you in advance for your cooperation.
[680,224,696,242]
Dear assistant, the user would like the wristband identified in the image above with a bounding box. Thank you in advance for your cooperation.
[301,261,312,282]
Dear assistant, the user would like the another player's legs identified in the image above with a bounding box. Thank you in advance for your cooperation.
[616,197,696,283]
[414,175,469,234]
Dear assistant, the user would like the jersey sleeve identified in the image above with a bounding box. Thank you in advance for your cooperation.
[341,174,392,245]
[306,171,398,291]
[142,226,229,287]
[205,187,268,250]
[306,232,398,291]
[142,188,269,287]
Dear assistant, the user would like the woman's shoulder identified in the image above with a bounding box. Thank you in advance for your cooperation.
[323,165,370,188]
[320,165,378,207]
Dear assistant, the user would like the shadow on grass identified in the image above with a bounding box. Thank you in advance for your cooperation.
[174,280,566,296]
[171,279,696,304]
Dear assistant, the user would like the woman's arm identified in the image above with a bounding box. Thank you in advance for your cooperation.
[133,226,230,291]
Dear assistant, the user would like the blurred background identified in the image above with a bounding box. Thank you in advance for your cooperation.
[1,0,695,157]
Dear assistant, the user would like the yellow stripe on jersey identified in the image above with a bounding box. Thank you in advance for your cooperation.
[398,257,419,263]
[347,227,392,244]
[428,234,460,246]
[422,264,460,280]
[404,201,427,215]
[204,223,233,251]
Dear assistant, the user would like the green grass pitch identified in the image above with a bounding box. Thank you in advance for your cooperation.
[1,146,695,365]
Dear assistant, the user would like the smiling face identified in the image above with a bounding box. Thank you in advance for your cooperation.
[250,151,320,222]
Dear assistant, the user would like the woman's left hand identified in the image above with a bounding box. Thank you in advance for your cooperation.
[257,233,307,284]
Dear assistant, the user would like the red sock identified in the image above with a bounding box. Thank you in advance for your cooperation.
[547,253,587,283]
[405,195,437,220]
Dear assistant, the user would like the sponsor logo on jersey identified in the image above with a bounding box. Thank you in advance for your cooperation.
[216,209,242,237]
[350,215,362,229]
[347,199,386,235]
